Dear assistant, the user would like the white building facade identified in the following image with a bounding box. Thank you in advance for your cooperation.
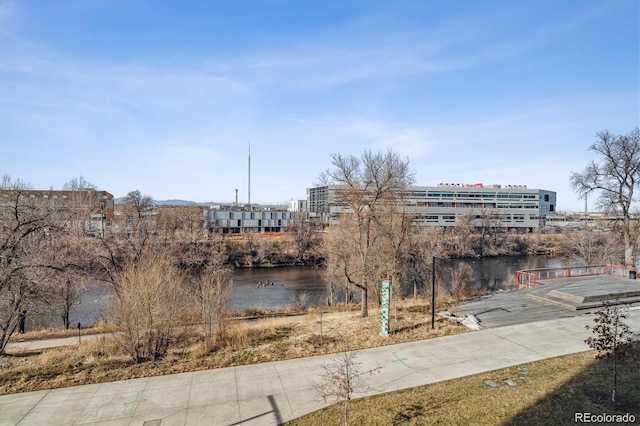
[287,199,308,212]
[307,183,556,231]
[206,209,304,234]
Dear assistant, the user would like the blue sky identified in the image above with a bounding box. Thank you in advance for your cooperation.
[1,0,638,211]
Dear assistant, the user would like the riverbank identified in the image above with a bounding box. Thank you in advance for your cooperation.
[0,299,467,395]
[220,231,564,268]
[23,252,566,333]
[5,310,638,425]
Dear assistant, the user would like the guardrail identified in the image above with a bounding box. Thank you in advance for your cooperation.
[516,264,634,288]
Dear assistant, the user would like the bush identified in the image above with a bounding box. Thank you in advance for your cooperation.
[113,254,186,362]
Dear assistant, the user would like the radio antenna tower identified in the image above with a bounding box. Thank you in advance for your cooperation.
[248,140,251,211]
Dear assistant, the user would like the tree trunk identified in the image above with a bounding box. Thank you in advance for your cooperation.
[18,311,26,334]
[624,231,634,268]
[360,287,368,317]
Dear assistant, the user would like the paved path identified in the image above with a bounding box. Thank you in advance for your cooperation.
[450,276,640,328]
[3,309,638,426]
[4,316,307,354]
[6,334,110,353]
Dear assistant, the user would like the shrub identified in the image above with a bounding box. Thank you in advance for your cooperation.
[113,254,186,362]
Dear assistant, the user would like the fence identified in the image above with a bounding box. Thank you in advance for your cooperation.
[516,264,633,288]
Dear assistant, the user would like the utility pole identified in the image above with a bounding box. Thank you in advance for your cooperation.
[585,193,587,217]
[431,256,437,329]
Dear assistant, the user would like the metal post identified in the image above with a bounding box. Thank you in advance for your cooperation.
[380,280,391,336]
[431,256,436,330]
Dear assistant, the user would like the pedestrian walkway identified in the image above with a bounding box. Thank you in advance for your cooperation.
[2,310,638,426]
[451,275,640,328]
[6,333,109,353]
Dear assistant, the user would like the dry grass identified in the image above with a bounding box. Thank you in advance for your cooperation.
[0,298,466,395]
[8,321,118,342]
[287,343,640,425]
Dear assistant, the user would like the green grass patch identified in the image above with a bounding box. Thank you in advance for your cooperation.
[232,349,258,365]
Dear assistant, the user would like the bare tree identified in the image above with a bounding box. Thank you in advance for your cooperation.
[0,183,61,352]
[320,149,415,317]
[155,206,181,243]
[155,205,204,244]
[290,290,311,310]
[181,205,205,243]
[561,228,622,266]
[122,189,154,221]
[320,229,352,306]
[447,212,478,257]
[312,341,382,426]
[194,268,234,344]
[86,232,133,285]
[571,128,640,267]
[113,253,186,362]
[287,214,317,264]
[84,223,154,288]
[1,175,33,190]
[61,177,102,237]
[476,208,504,256]
[375,203,418,303]
[100,190,158,270]
[55,277,87,329]
[46,235,90,329]
[585,301,634,402]
[62,176,97,191]
[178,238,234,344]
[405,227,442,300]
[0,176,104,338]
[446,262,473,303]
[322,215,373,309]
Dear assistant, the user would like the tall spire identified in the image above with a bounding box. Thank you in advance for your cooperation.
[248,140,251,211]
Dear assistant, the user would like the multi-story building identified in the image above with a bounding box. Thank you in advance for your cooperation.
[287,199,308,212]
[206,208,304,234]
[0,188,115,230]
[307,183,556,231]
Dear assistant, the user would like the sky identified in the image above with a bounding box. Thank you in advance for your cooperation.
[0,1,638,212]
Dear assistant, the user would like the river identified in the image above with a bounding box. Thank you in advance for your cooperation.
[34,255,565,330]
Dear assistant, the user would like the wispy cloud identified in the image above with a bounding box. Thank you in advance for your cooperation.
[1,0,637,211]
[338,120,435,159]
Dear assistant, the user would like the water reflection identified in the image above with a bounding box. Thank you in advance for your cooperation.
[231,266,326,311]
[446,255,565,292]
[47,255,567,329]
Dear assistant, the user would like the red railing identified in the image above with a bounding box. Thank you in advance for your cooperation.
[516,264,633,288]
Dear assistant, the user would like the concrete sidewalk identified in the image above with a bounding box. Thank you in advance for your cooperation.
[2,310,638,426]
[6,334,110,353]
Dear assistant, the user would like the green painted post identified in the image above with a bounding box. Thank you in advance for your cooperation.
[380,280,390,336]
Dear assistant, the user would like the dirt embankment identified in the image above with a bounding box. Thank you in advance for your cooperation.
[221,231,563,267]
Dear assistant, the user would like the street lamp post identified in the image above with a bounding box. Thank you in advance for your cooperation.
[431,256,437,329]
